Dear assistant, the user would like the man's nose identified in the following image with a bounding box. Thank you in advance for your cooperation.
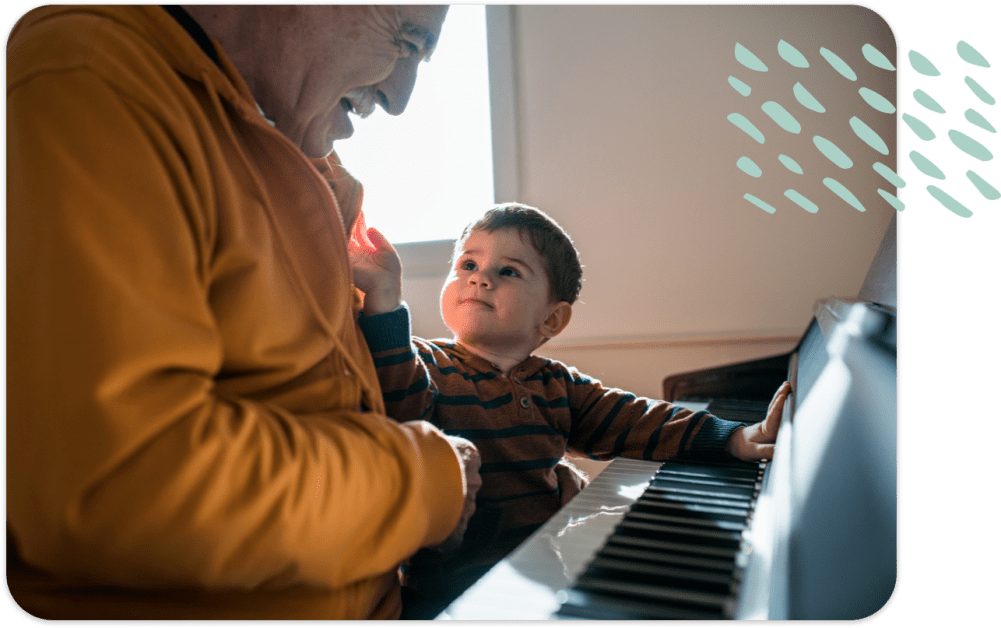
[376,54,421,116]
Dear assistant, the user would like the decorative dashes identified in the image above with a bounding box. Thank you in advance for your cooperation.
[729,40,895,214]
[902,40,995,217]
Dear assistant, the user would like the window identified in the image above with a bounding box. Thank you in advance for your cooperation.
[334,5,503,255]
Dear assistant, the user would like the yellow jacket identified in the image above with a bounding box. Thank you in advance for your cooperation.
[7,5,463,619]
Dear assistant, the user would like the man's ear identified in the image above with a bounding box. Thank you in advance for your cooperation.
[539,302,573,339]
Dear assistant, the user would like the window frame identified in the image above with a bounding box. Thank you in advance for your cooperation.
[397,5,519,279]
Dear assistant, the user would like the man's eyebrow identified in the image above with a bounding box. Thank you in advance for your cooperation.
[401,22,438,57]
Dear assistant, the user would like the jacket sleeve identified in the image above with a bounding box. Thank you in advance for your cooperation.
[7,59,462,592]
[563,366,746,462]
[358,305,438,424]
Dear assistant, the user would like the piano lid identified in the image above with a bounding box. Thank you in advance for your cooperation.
[857,213,897,311]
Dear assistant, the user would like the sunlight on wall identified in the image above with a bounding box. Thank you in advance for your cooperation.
[334,5,495,244]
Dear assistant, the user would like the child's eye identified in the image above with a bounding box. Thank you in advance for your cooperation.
[460,260,476,271]
[499,267,520,277]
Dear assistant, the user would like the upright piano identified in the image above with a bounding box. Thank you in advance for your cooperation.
[437,217,897,620]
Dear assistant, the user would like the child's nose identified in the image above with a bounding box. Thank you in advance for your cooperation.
[468,272,492,288]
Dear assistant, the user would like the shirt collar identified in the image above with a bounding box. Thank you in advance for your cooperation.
[443,341,550,379]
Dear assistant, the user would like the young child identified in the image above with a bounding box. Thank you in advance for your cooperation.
[349,203,790,614]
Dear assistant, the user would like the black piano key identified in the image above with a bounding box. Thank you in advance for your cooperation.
[639,490,751,510]
[614,520,743,548]
[642,486,753,509]
[597,543,736,572]
[649,477,756,499]
[656,468,759,486]
[658,459,763,480]
[633,497,751,522]
[573,574,729,610]
[601,532,740,559]
[586,556,734,588]
[624,509,747,531]
[652,468,752,488]
[556,588,725,620]
[661,458,763,472]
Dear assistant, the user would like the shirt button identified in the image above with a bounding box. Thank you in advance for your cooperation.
[520,396,530,408]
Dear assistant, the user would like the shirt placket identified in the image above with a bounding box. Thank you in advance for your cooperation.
[510,366,532,418]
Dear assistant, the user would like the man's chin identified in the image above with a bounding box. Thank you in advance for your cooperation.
[304,122,354,158]
[302,138,341,160]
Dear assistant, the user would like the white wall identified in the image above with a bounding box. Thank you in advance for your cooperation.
[402,5,896,409]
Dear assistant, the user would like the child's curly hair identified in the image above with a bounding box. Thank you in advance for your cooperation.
[454,203,583,304]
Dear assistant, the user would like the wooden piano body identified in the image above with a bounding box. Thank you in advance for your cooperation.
[438,218,897,620]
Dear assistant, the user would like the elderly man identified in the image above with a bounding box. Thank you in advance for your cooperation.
[7,5,479,620]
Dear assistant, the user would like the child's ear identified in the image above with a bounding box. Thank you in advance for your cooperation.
[539,302,573,339]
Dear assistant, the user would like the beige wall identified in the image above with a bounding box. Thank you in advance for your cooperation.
[402,6,895,417]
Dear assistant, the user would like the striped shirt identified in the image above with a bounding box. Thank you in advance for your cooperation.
[359,305,745,598]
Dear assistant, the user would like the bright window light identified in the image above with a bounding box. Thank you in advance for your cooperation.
[334,5,495,245]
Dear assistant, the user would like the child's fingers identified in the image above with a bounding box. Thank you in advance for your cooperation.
[734,435,774,462]
[365,227,398,255]
[753,443,774,461]
[765,382,791,426]
[350,212,372,248]
[366,227,388,248]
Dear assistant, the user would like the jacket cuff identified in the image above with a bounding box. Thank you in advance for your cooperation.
[399,420,467,548]
[358,303,411,353]
[685,413,746,461]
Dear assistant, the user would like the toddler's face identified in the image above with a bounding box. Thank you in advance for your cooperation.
[440,228,557,353]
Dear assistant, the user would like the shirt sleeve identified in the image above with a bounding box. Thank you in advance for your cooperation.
[358,304,438,424]
[563,366,746,462]
[7,63,462,593]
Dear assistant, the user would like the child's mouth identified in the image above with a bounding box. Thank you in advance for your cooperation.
[461,298,493,309]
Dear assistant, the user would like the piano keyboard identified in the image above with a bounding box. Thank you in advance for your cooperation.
[556,458,765,620]
[438,456,767,620]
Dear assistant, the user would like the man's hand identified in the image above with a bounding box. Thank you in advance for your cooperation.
[434,435,482,553]
[725,381,793,462]
[348,219,403,316]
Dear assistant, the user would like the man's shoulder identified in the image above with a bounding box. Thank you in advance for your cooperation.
[8,6,197,100]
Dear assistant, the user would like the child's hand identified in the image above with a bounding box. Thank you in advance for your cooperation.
[348,219,403,316]
[725,381,793,461]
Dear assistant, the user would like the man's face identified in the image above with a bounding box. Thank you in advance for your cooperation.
[441,228,559,355]
[271,5,448,158]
